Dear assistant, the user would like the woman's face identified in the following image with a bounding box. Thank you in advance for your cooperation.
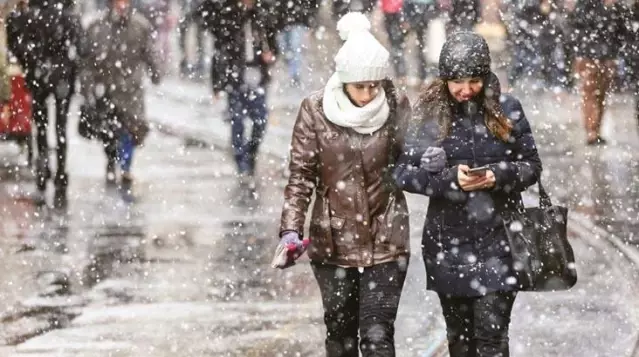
[344,81,382,107]
[447,77,484,102]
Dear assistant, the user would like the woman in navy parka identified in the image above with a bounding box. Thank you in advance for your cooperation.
[394,32,542,357]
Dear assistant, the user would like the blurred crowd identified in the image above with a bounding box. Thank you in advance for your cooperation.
[0,0,638,208]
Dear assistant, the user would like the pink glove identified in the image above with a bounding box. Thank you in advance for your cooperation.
[271,232,310,269]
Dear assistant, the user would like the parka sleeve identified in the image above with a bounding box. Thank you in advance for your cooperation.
[279,98,319,236]
[488,97,542,193]
[393,113,460,198]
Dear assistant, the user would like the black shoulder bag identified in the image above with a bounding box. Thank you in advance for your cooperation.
[505,181,578,292]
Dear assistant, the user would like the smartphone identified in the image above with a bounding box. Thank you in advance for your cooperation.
[467,165,489,176]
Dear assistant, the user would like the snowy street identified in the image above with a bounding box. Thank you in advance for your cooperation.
[2,2,639,356]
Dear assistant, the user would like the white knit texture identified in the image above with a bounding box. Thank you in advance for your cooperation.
[333,13,390,83]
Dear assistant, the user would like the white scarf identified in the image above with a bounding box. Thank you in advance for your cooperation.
[322,73,390,134]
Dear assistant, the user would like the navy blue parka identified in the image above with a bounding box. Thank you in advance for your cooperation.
[394,74,542,297]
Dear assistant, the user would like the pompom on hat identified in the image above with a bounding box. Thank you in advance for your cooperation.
[333,12,390,83]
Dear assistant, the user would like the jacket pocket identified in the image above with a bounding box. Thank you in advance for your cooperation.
[377,194,409,252]
[309,186,335,259]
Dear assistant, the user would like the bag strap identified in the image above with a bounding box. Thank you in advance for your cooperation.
[538,180,552,209]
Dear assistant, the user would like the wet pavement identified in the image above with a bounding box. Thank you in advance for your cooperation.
[2,7,639,357]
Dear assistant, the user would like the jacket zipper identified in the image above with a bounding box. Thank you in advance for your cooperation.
[470,113,477,166]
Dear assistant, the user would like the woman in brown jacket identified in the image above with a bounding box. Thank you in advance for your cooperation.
[276,12,445,357]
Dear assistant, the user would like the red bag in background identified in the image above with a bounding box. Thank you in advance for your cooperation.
[381,0,404,13]
[0,74,32,138]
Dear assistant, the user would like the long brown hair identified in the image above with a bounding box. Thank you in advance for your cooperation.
[413,74,513,142]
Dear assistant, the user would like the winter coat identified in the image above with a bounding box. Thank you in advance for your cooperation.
[280,82,412,267]
[194,0,277,93]
[81,9,161,145]
[403,0,438,27]
[0,1,21,104]
[623,2,639,80]
[569,0,630,60]
[0,34,9,104]
[272,0,320,29]
[6,1,82,97]
[394,74,542,297]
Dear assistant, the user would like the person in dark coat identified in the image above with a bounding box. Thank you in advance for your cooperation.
[6,0,83,208]
[194,0,276,186]
[394,32,543,357]
[445,0,480,33]
[81,0,162,201]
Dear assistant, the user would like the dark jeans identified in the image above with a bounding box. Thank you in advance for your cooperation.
[31,83,74,189]
[95,98,135,175]
[228,86,268,175]
[311,260,408,357]
[439,292,517,357]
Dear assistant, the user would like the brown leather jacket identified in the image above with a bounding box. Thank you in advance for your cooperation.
[279,83,412,267]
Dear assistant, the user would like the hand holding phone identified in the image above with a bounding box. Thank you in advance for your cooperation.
[458,165,496,191]
[467,165,489,176]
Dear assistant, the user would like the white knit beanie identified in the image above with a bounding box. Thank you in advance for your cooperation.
[334,12,391,83]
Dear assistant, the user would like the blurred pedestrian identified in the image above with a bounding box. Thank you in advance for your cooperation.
[177,0,205,78]
[194,0,277,188]
[402,0,440,84]
[81,0,161,201]
[277,12,414,356]
[6,0,82,208]
[395,32,543,357]
[624,0,639,128]
[569,0,630,145]
[0,1,19,109]
[381,0,407,83]
[444,0,480,33]
[135,0,172,72]
[505,0,547,87]
[273,0,320,87]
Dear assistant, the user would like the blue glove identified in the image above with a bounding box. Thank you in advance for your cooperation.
[421,147,447,173]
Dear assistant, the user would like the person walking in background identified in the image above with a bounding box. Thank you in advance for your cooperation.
[570,0,630,145]
[444,0,480,33]
[177,0,205,78]
[194,0,276,190]
[381,0,407,85]
[395,32,542,357]
[277,12,422,357]
[623,0,639,129]
[7,0,83,208]
[0,0,19,108]
[402,0,440,85]
[81,0,161,201]
[274,0,320,87]
[506,0,548,88]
